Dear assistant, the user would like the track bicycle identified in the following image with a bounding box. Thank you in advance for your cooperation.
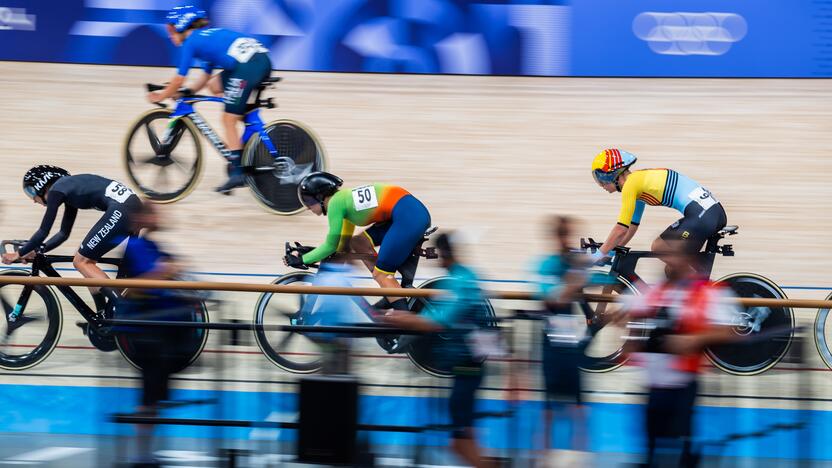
[251,228,497,377]
[123,78,327,215]
[578,225,793,375]
[0,240,208,371]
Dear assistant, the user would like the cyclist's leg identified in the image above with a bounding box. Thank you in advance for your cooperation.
[217,53,271,193]
[655,203,727,274]
[373,196,431,306]
[351,223,389,272]
[207,73,223,96]
[77,199,140,308]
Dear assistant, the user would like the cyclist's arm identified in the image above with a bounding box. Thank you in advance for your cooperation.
[619,223,639,247]
[17,192,66,256]
[154,40,194,99]
[302,208,348,264]
[599,181,641,255]
[598,224,628,257]
[42,206,77,252]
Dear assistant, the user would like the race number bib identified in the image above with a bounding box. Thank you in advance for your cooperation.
[226,38,268,64]
[351,185,378,211]
[105,181,135,204]
[688,186,718,211]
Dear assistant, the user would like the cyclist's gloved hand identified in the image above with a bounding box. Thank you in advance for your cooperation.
[284,253,308,270]
[293,242,314,255]
[589,249,612,266]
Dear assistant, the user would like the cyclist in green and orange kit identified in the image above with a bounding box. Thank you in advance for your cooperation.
[285,172,431,310]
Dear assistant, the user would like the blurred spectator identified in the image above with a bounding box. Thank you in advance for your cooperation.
[302,257,360,374]
[623,240,740,468]
[533,216,591,463]
[383,232,494,468]
[114,203,198,468]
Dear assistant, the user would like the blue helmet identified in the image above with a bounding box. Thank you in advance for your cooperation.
[166,5,207,33]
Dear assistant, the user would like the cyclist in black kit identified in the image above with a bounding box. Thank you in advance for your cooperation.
[1,166,143,314]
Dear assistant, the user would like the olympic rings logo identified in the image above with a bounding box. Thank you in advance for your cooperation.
[632,12,747,56]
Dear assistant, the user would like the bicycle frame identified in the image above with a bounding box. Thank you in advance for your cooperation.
[164,97,286,171]
[17,254,122,326]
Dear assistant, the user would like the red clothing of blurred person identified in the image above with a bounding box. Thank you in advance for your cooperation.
[623,243,740,468]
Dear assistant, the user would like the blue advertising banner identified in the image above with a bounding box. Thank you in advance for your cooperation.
[0,0,827,77]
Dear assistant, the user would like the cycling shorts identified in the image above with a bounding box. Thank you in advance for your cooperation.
[78,195,142,261]
[220,52,272,115]
[363,195,431,275]
[660,202,727,252]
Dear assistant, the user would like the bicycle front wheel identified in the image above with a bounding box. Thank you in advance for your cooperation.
[579,274,641,373]
[814,291,832,369]
[116,300,210,373]
[253,271,323,373]
[708,273,794,375]
[0,270,63,370]
[123,109,203,203]
[242,119,327,215]
[406,277,498,378]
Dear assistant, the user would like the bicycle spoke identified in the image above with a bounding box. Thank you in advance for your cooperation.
[170,156,191,175]
[276,331,296,350]
[144,122,162,155]
[154,165,170,189]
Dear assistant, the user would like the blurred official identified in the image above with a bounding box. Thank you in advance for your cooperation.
[534,216,591,462]
[624,241,740,467]
[383,232,494,468]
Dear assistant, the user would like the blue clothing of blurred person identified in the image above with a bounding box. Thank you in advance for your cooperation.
[301,261,359,374]
[533,216,591,462]
[114,203,200,468]
[384,233,494,468]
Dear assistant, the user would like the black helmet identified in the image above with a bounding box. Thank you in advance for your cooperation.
[298,172,343,211]
[23,165,70,199]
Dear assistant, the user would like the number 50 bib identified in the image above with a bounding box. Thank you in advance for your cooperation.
[351,185,378,211]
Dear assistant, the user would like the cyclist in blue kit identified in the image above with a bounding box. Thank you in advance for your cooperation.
[148,5,273,194]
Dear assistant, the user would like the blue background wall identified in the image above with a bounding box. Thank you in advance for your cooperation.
[0,0,828,77]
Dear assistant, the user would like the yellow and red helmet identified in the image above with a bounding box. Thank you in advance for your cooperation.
[591,148,637,185]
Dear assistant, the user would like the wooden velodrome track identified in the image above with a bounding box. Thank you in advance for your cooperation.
[0,61,830,407]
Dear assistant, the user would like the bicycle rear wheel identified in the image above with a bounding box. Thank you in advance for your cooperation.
[406,277,498,378]
[116,300,210,373]
[242,119,327,215]
[253,271,323,373]
[813,291,832,369]
[0,270,63,370]
[123,109,203,203]
[707,272,793,375]
[579,274,641,372]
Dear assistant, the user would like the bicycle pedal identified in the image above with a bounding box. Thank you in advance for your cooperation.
[76,321,90,336]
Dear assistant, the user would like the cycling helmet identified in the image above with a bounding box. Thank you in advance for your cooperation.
[166,5,208,33]
[591,148,637,187]
[298,172,343,212]
[23,165,70,200]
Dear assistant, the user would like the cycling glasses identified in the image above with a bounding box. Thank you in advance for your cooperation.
[592,169,619,186]
[299,193,321,209]
[23,185,38,199]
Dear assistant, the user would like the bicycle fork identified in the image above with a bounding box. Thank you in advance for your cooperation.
[3,287,36,338]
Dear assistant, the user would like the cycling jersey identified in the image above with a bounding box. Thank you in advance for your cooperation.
[19,174,142,260]
[617,169,718,227]
[176,28,268,76]
[301,184,412,265]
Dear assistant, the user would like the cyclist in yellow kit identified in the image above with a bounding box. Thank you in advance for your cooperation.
[590,148,727,264]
